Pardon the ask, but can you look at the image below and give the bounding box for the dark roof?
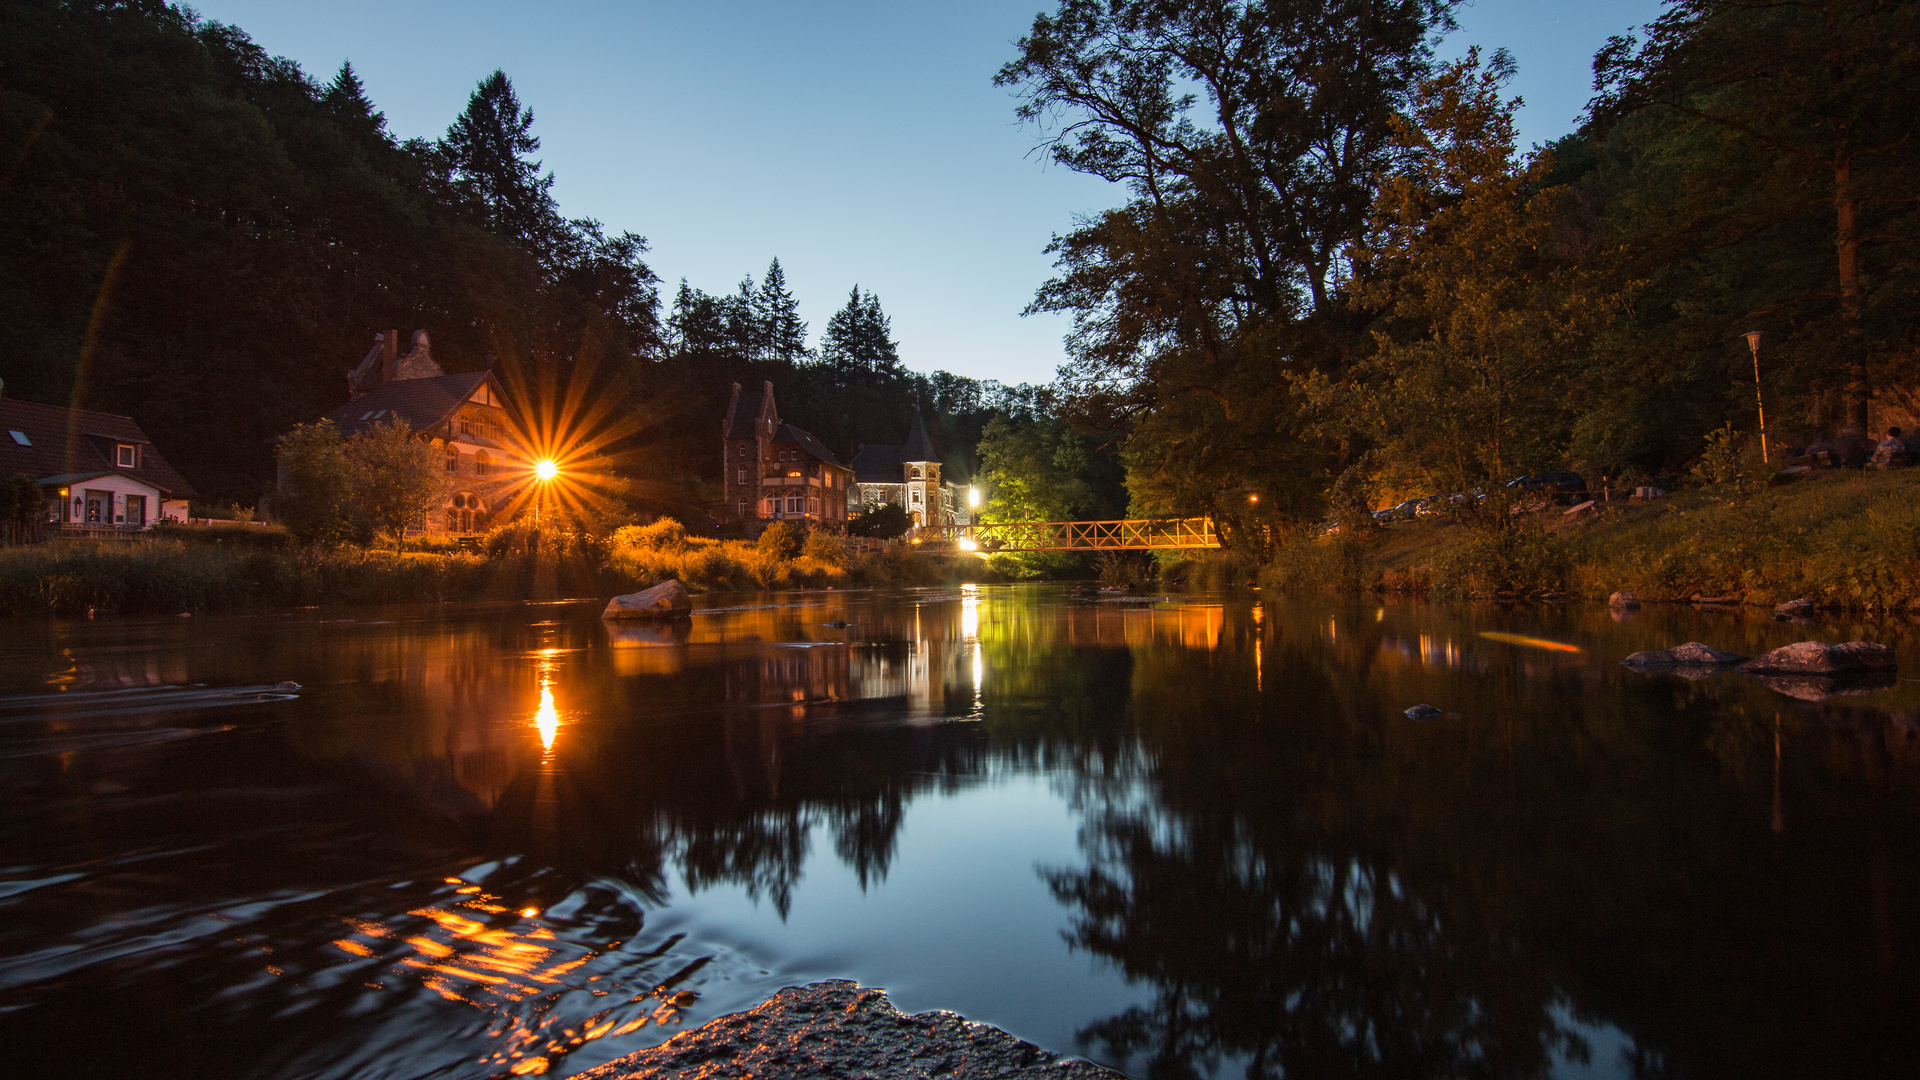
[323,372,489,439]
[774,423,847,469]
[0,397,199,498]
[725,390,767,440]
[849,443,903,484]
[902,408,938,462]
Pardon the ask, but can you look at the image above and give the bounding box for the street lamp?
[1745,331,1770,464]
[533,458,558,525]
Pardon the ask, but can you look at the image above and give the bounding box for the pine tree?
[726,275,763,360]
[441,70,561,257]
[819,286,901,376]
[322,61,387,144]
[758,258,810,363]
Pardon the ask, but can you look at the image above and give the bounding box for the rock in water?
[1772,598,1815,621]
[1404,704,1444,720]
[1608,591,1640,610]
[573,981,1118,1080]
[1669,642,1747,664]
[1739,640,1896,675]
[1622,649,1676,665]
[602,580,693,621]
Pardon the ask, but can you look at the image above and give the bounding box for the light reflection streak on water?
[1478,631,1583,654]
[534,649,560,753]
[325,877,696,1076]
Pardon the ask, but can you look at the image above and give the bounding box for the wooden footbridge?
[909,517,1220,554]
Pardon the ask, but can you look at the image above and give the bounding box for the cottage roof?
[0,397,199,498]
[774,423,847,469]
[902,407,938,463]
[323,371,491,440]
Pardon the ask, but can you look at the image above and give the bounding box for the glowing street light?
[533,458,558,525]
[967,485,980,509]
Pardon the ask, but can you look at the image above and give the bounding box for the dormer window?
[909,467,922,479]
[116,444,137,468]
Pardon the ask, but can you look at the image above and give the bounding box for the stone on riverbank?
[574,981,1118,1080]
[602,579,692,621]
[1739,640,1895,675]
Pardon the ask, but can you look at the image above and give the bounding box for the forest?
[4,0,1917,559]
[1000,0,1920,552]
[0,0,1115,526]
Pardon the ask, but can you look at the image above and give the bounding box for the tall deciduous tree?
[998,0,1458,538]
[273,420,354,544]
[1329,50,1618,509]
[345,420,447,552]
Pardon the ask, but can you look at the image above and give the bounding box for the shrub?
[150,519,293,549]
[756,520,801,560]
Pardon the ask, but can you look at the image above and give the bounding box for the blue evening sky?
[191,0,1665,385]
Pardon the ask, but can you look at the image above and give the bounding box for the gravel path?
[574,981,1120,1080]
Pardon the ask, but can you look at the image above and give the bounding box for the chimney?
[380,330,399,383]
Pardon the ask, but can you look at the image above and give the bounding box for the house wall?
[425,394,519,535]
[50,475,165,527]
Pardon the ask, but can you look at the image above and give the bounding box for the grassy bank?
[0,518,990,616]
[1250,469,1920,611]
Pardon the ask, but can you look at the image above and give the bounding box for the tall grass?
[1249,470,1920,611]
[0,540,493,615]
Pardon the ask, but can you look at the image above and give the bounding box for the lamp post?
[534,459,558,525]
[1745,331,1770,464]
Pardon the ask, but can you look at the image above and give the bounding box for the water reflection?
[2,592,1920,1079]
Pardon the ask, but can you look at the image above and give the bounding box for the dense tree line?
[999,0,1920,551]
[0,0,1052,524]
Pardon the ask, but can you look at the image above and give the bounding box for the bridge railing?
[913,517,1220,553]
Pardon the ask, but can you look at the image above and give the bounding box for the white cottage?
[0,397,198,526]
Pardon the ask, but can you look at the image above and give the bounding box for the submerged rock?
[1404,704,1444,720]
[1739,640,1896,675]
[1608,591,1640,610]
[602,579,693,621]
[575,981,1118,1080]
[1771,598,1816,621]
[1623,642,1747,668]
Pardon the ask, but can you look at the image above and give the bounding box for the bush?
[756,520,801,560]
[849,504,911,539]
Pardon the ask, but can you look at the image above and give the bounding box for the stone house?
[0,397,198,527]
[722,382,853,530]
[849,408,971,530]
[317,330,523,535]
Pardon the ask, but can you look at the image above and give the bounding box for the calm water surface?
[3,586,1919,1079]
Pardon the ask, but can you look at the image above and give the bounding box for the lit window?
[7,430,28,446]
[116,444,136,468]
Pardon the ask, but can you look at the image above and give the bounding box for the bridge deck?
[912,517,1219,553]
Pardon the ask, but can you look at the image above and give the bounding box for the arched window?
[446,446,459,473]
[475,451,491,477]
[909,467,921,479]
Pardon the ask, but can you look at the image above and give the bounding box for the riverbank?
[0,519,990,615]
[576,982,1116,1080]
[1248,468,1920,611]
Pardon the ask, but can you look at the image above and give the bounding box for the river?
[2,586,1917,1078]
